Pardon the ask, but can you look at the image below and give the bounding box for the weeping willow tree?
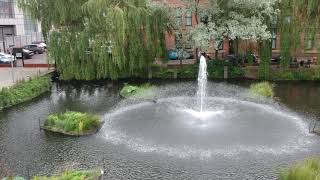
[278,0,320,70]
[18,0,172,80]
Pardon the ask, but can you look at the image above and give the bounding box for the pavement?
[24,52,49,64]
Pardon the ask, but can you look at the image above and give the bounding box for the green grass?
[279,159,320,180]
[44,111,101,135]
[0,76,51,110]
[32,169,102,180]
[120,83,156,99]
[249,82,275,98]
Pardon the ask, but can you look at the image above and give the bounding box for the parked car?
[24,44,45,54]
[32,41,47,49]
[0,52,15,64]
[12,48,34,59]
[168,49,193,60]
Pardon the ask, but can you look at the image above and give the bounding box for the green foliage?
[0,76,51,110]
[259,40,271,79]
[249,82,274,98]
[44,111,101,135]
[32,169,101,180]
[120,83,156,99]
[270,69,320,81]
[178,65,198,79]
[19,0,172,80]
[279,159,320,180]
[207,60,244,79]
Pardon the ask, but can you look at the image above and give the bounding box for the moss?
[0,76,51,110]
[249,82,274,98]
[120,83,156,99]
[279,159,320,180]
[32,169,102,180]
[43,111,102,136]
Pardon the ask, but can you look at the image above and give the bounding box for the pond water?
[0,80,320,179]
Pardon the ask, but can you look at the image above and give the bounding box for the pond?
[0,80,320,179]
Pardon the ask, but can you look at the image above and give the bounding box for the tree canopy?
[18,0,173,80]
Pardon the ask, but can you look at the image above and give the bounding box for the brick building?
[157,0,318,62]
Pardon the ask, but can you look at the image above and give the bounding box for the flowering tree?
[182,0,278,53]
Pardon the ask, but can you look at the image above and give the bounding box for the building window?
[217,40,223,50]
[24,14,39,35]
[185,36,193,49]
[186,11,192,26]
[175,33,183,49]
[0,0,14,18]
[305,33,315,50]
[175,9,182,29]
[271,28,277,49]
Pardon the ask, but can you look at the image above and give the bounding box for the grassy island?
[32,169,103,180]
[43,111,103,136]
[0,76,51,110]
[120,83,156,99]
[249,82,275,98]
[279,159,320,180]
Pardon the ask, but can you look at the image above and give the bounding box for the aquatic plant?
[279,159,320,180]
[32,169,102,180]
[120,83,156,99]
[249,82,274,98]
[44,111,101,135]
[0,76,51,110]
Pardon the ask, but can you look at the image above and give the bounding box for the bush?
[207,60,244,79]
[178,65,198,79]
[279,159,320,180]
[249,82,274,98]
[32,169,102,180]
[0,76,51,110]
[153,68,175,79]
[120,83,156,99]
[44,111,101,135]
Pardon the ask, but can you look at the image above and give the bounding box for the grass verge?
[0,76,51,110]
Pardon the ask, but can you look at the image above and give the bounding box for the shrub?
[178,64,198,79]
[153,68,175,79]
[207,60,244,79]
[279,159,320,180]
[44,111,101,135]
[32,169,102,180]
[0,76,51,110]
[120,83,156,99]
[249,82,275,98]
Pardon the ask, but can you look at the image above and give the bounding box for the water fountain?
[100,59,313,160]
[197,56,208,112]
